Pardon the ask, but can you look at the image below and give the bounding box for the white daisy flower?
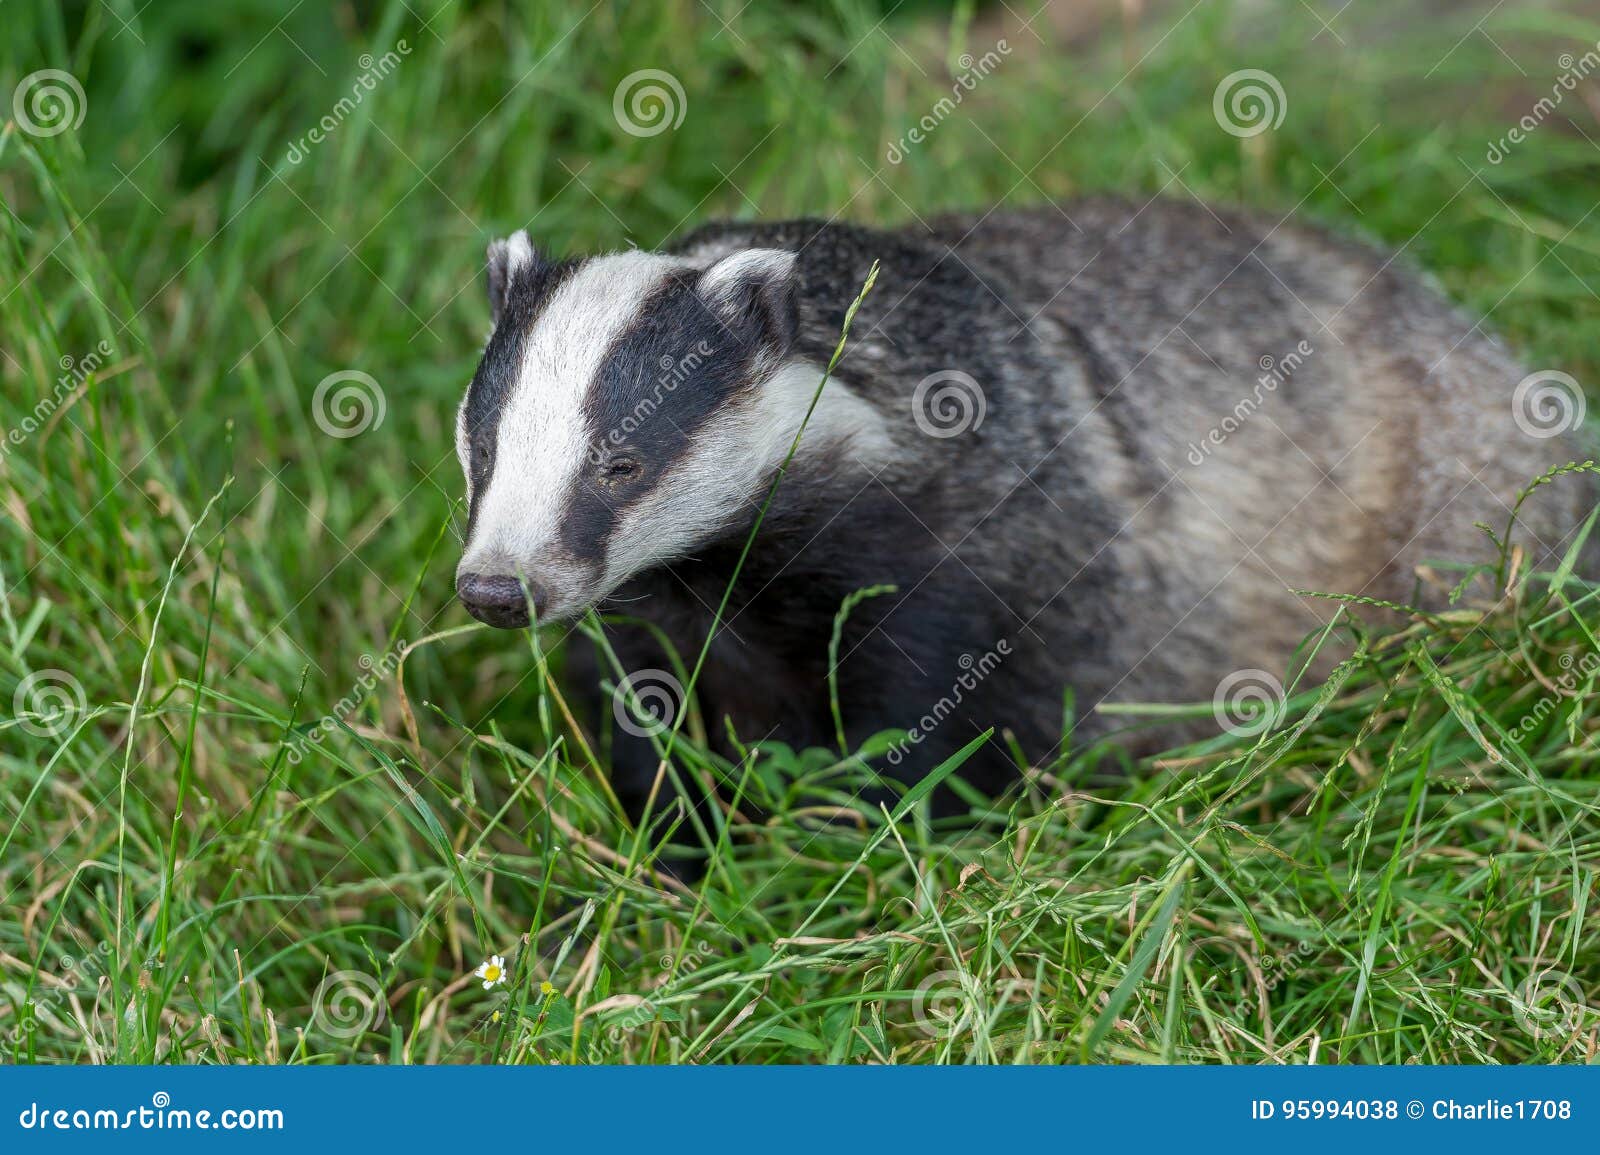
[474,954,508,990]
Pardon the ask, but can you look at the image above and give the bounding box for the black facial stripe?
[557,483,626,566]
[461,256,582,539]
[558,273,766,563]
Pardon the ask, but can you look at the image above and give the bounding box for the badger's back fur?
[455,198,1591,821]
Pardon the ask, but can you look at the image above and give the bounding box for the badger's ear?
[485,230,538,327]
[697,249,799,356]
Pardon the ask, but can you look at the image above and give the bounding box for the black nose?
[457,572,541,629]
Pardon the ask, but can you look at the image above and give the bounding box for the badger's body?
[455,199,1590,822]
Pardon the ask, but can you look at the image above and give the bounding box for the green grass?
[2,0,1599,1064]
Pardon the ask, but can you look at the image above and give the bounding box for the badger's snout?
[457,571,543,629]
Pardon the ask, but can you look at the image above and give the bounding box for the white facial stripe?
[455,401,471,505]
[601,358,901,588]
[462,250,690,578]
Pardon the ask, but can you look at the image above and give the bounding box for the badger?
[453,199,1590,829]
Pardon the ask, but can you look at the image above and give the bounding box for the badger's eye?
[602,457,641,481]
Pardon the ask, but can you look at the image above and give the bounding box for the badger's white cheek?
[598,395,813,585]
[603,491,723,589]
[597,368,901,590]
[602,444,767,587]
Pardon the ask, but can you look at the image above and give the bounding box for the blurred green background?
[4,0,1600,1064]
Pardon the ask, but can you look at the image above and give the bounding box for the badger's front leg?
[571,611,839,846]
[560,627,708,844]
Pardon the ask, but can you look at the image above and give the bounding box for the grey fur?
[459,197,1593,811]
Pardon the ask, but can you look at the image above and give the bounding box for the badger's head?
[453,230,886,628]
